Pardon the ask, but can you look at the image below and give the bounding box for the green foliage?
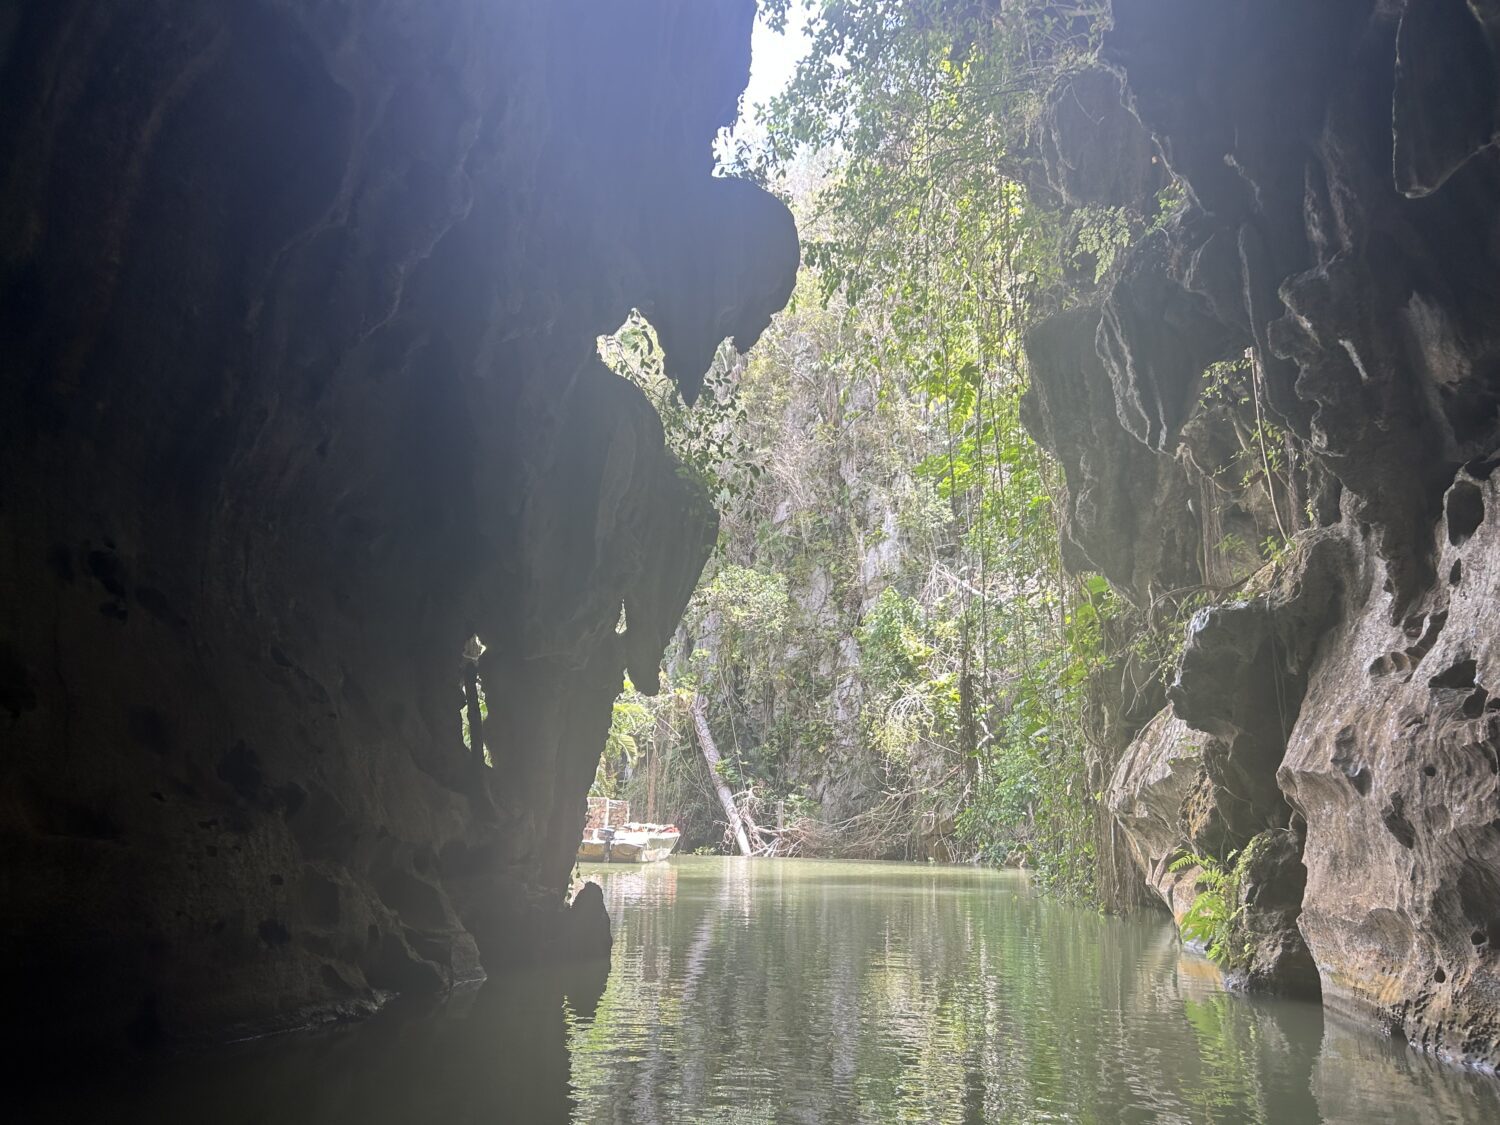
[696,564,790,640]
[460,674,490,765]
[592,678,654,798]
[599,311,761,506]
[1198,351,1294,520]
[719,0,1114,891]
[1150,178,1189,232]
[1170,852,1244,966]
[619,1,1253,896]
[1169,837,1273,969]
[1200,355,1253,406]
[1260,534,1292,565]
[1071,205,1137,283]
[857,588,929,693]
[1119,588,1211,688]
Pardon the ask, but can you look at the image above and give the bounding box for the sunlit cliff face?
[0,0,795,1050]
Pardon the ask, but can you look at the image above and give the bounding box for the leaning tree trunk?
[689,692,753,857]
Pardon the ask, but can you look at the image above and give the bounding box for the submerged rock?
[562,881,613,966]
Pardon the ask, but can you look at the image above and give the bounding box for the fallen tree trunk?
[689,692,753,857]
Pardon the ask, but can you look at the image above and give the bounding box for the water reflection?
[568,858,1499,1125]
[26,858,1500,1124]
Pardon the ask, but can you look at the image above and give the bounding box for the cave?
[0,0,795,1052]
[6,0,1500,1115]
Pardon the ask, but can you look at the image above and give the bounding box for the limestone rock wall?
[1104,709,1216,922]
[1281,468,1500,1062]
[1027,0,1500,1065]
[0,0,796,1048]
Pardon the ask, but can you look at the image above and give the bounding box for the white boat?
[578,822,681,864]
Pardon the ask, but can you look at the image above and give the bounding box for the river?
[29,857,1500,1123]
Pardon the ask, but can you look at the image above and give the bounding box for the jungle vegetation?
[592,1,1294,904]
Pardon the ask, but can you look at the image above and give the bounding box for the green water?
[567,858,1498,1124]
[30,857,1500,1123]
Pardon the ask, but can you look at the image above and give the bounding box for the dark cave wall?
[0,0,796,1045]
[1026,0,1500,1064]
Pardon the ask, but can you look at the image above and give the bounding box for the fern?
[1169,851,1246,967]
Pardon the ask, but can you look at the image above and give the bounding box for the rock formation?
[1026,0,1500,1066]
[0,0,796,1049]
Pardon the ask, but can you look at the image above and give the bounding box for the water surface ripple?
[567,858,1499,1125]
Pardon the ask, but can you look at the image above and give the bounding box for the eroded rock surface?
[1282,466,1500,1065]
[0,0,795,1048]
[1027,0,1500,1062]
[1106,710,1217,922]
